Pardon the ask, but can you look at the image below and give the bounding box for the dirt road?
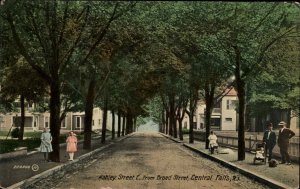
[54,132,270,189]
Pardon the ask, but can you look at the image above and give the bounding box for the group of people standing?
[263,121,295,165]
[39,128,78,162]
[208,121,295,165]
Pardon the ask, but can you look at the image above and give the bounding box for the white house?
[182,87,238,131]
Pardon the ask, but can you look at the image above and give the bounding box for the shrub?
[182,128,189,134]
[0,140,20,154]
[0,139,41,154]
[24,138,41,151]
[11,128,20,138]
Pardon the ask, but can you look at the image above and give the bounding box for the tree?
[208,2,299,160]
[0,58,47,140]
[1,1,136,161]
[248,31,300,128]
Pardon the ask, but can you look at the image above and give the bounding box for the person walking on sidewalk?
[208,131,218,154]
[39,127,53,162]
[66,131,78,161]
[263,122,276,161]
[277,121,295,165]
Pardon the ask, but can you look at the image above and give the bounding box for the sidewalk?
[162,134,299,189]
[0,134,124,188]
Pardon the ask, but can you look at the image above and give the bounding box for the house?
[182,87,238,131]
[0,100,107,133]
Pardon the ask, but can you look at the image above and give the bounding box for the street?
[53,132,270,189]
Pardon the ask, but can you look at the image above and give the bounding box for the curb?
[6,134,133,189]
[159,133,183,143]
[160,133,292,189]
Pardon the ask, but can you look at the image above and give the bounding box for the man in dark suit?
[277,121,295,165]
[263,123,276,161]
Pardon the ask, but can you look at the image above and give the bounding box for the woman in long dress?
[66,131,78,161]
[39,127,53,161]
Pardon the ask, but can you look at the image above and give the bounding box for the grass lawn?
[0,130,42,138]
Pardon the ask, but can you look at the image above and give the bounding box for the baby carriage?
[253,142,266,164]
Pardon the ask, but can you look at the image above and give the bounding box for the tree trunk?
[169,95,175,137]
[161,110,165,133]
[112,110,115,140]
[169,95,176,137]
[117,111,121,137]
[18,95,25,141]
[234,46,246,161]
[177,108,184,141]
[165,111,169,135]
[204,108,212,149]
[83,79,96,149]
[133,117,137,132]
[189,109,194,144]
[178,120,183,141]
[122,115,125,136]
[172,97,178,138]
[101,96,108,144]
[237,82,246,160]
[205,82,215,149]
[173,116,177,138]
[189,90,197,144]
[49,81,61,162]
[126,112,133,134]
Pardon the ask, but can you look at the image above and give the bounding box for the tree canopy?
[0,1,299,161]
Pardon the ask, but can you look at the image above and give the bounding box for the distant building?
[182,87,238,131]
[0,101,122,133]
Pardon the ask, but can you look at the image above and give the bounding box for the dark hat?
[278,121,286,126]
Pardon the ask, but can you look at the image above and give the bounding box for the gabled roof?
[214,86,237,104]
[223,86,237,96]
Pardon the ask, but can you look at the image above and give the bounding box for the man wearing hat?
[263,122,276,162]
[277,121,295,165]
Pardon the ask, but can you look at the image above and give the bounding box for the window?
[226,100,237,110]
[76,117,81,128]
[210,117,221,129]
[225,118,232,122]
[193,122,197,129]
[61,118,66,128]
[34,117,38,127]
[44,117,49,128]
[98,119,101,125]
[27,102,33,109]
[0,116,4,127]
[184,122,187,129]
